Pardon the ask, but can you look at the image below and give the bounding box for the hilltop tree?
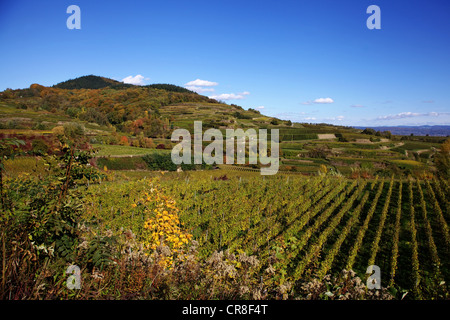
[362,128,376,135]
[270,119,280,125]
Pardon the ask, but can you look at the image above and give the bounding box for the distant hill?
[53,75,134,90]
[0,75,248,138]
[53,75,197,94]
[354,125,450,137]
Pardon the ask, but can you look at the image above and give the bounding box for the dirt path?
[317,134,336,140]
[380,142,404,150]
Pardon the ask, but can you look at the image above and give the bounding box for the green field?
[77,172,449,299]
[391,141,441,153]
[92,143,171,157]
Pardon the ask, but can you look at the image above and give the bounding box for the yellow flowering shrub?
[136,182,193,269]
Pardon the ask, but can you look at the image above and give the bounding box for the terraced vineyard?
[162,174,449,298]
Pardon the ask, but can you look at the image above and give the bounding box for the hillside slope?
[0,75,297,138]
[1,75,447,177]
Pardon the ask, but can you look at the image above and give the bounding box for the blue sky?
[1,0,449,126]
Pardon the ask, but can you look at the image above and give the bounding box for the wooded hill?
[0,75,296,138]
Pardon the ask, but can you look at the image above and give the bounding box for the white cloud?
[209,93,243,100]
[209,91,250,101]
[256,106,265,109]
[184,79,220,93]
[122,74,149,85]
[185,85,215,93]
[377,112,421,120]
[185,79,218,87]
[314,97,334,104]
[324,115,345,121]
[376,111,448,121]
[302,97,334,105]
[304,117,317,120]
[185,79,250,101]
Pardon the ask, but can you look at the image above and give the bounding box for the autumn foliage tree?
[119,136,129,146]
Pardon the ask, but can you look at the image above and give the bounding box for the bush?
[66,107,81,118]
[119,136,129,146]
[233,112,252,120]
[142,153,177,171]
[336,133,348,142]
[33,122,48,130]
[0,144,104,299]
[270,119,280,125]
[63,122,85,138]
[362,128,376,135]
[140,153,212,171]
[31,139,48,155]
[141,137,155,149]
